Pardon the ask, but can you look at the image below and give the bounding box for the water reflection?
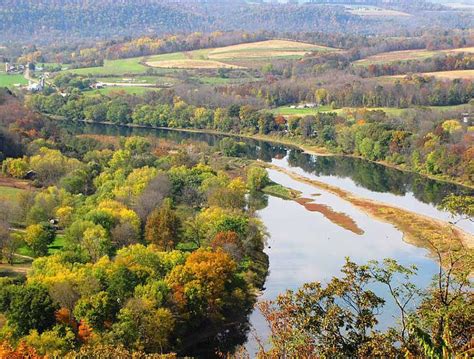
[63,121,473,210]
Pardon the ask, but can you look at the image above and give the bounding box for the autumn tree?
[145,199,181,251]
[25,223,55,257]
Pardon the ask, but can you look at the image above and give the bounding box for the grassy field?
[346,5,411,17]
[0,73,27,88]
[355,47,474,66]
[272,104,472,118]
[143,40,337,69]
[85,86,160,96]
[388,70,474,81]
[0,185,25,202]
[97,75,177,85]
[69,58,150,76]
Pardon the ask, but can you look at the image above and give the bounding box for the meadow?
[0,74,28,88]
[69,39,337,76]
[355,47,474,66]
[345,5,411,17]
[272,104,472,118]
[0,185,24,202]
[388,69,474,81]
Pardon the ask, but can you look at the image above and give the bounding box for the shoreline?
[264,163,473,270]
[56,117,474,190]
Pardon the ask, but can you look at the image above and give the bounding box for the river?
[62,122,473,356]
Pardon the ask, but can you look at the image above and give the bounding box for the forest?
[0,0,472,43]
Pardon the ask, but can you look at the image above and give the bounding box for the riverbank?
[57,117,474,190]
[264,163,474,271]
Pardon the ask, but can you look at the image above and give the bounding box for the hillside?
[0,0,471,43]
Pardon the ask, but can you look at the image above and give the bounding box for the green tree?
[246,166,270,192]
[25,223,55,257]
[3,283,57,337]
[111,298,174,352]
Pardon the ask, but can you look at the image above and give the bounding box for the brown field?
[355,47,474,65]
[144,39,337,69]
[146,59,245,69]
[209,50,310,60]
[389,70,474,81]
[0,176,33,190]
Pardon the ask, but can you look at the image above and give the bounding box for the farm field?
[388,69,474,81]
[0,73,28,88]
[272,104,472,118]
[355,47,474,66]
[69,40,336,75]
[0,185,25,202]
[69,57,151,76]
[145,40,336,69]
[345,5,411,17]
[85,86,159,96]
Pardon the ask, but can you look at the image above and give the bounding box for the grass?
[271,104,472,118]
[0,73,27,88]
[0,186,25,201]
[355,47,474,66]
[48,234,65,254]
[346,5,411,17]
[84,86,159,96]
[144,40,333,69]
[271,105,334,116]
[97,75,177,85]
[388,70,474,81]
[146,59,244,69]
[69,58,150,76]
[263,183,301,200]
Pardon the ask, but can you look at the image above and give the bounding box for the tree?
[25,224,55,257]
[144,199,181,251]
[166,249,242,321]
[111,298,174,353]
[81,224,110,262]
[246,166,269,192]
[3,283,57,337]
[439,194,473,224]
[73,291,114,331]
[257,259,392,358]
[0,221,11,263]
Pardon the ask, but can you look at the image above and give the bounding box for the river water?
[63,122,473,356]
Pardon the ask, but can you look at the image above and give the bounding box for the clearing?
[388,70,474,81]
[355,47,474,66]
[71,40,337,74]
[146,59,245,69]
[271,104,472,118]
[0,73,28,88]
[346,5,411,17]
[145,39,335,69]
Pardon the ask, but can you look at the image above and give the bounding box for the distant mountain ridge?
[0,0,470,43]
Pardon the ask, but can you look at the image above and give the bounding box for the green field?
[0,74,27,88]
[272,104,472,117]
[97,75,177,85]
[69,58,150,76]
[48,234,65,254]
[68,39,337,76]
[0,185,25,201]
[85,86,160,96]
[354,47,474,66]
